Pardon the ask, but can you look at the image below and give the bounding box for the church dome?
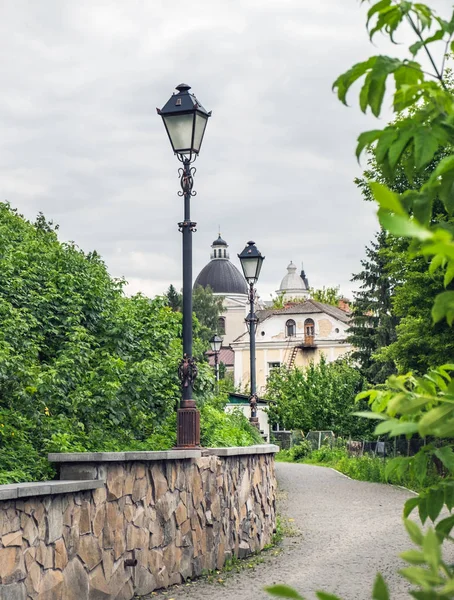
[194,234,248,295]
[277,261,309,299]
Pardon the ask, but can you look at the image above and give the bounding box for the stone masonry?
[0,446,278,599]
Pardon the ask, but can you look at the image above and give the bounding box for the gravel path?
[150,462,417,600]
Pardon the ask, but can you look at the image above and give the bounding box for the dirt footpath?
[147,462,416,600]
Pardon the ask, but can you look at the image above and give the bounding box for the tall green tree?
[265,357,369,438]
[348,230,399,383]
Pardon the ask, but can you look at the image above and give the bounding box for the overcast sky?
[0,1,448,301]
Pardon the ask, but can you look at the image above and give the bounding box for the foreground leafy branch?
[268,0,454,598]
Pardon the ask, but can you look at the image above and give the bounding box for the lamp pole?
[157,83,211,448]
[209,334,223,392]
[238,241,264,428]
[247,284,258,424]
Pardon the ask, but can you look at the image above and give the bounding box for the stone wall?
[0,445,278,599]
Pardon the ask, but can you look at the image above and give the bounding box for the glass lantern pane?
[241,257,259,282]
[163,113,194,153]
[193,113,208,153]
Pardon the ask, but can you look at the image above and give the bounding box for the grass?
[276,445,440,493]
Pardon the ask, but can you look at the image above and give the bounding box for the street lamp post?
[157,83,211,448]
[238,241,265,427]
[209,333,223,388]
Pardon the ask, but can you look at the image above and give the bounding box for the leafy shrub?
[291,440,312,461]
[0,205,260,483]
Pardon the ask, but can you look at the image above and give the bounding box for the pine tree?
[348,230,399,384]
[165,284,182,312]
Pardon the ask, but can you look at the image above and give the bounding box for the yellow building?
[231,288,352,394]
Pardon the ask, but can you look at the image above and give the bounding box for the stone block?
[80,500,91,535]
[77,535,102,571]
[2,530,22,547]
[151,465,168,499]
[46,497,63,545]
[37,569,63,600]
[106,466,125,501]
[156,491,178,522]
[134,566,156,596]
[0,582,26,600]
[92,504,105,538]
[92,487,106,506]
[62,558,89,600]
[55,538,68,570]
[132,477,147,503]
[59,465,98,481]
[89,564,111,600]
[0,547,26,584]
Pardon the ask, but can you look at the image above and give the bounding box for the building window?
[285,319,296,337]
[304,318,315,344]
[218,317,226,335]
[268,362,281,373]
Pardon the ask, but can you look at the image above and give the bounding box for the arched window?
[218,317,226,335]
[286,319,296,337]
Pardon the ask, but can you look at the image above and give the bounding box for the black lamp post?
[157,83,211,448]
[238,241,265,427]
[209,333,223,387]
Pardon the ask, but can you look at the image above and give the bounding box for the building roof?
[279,261,307,293]
[207,347,234,367]
[257,299,351,324]
[195,233,248,295]
[212,234,227,247]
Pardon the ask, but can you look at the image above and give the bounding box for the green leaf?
[352,411,388,420]
[356,130,383,161]
[366,0,392,27]
[378,210,433,241]
[434,447,454,472]
[435,514,454,539]
[403,496,420,518]
[444,263,454,287]
[419,496,429,524]
[400,549,426,564]
[265,585,305,599]
[419,402,454,436]
[412,451,428,484]
[372,573,389,600]
[427,487,445,522]
[432,291,454,326]
[370,182,406,215]
[404,518,424,546]
[388,129,414,170]
[439,172,454,215]
[422,528,441,569]
[333,57,377,106]
[316,594,342,600]
[445,482,454,511]
[414,129,439,171]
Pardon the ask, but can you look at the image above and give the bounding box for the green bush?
[0,205,261,483]
[291,440,313,461]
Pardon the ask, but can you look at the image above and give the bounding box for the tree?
[165,284,181,312]
[0,204,258,482]
[164,284,224,342]
[348,230,399,383]
[192,285,225,342]
[310,286,342,306]
[265,357,369,438]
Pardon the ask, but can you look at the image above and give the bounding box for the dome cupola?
[277,261,310,299]
[194,234,248,295]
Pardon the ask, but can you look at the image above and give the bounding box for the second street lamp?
[238,241,265,427]
[209,333,223,388]
[157,83,211,448]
